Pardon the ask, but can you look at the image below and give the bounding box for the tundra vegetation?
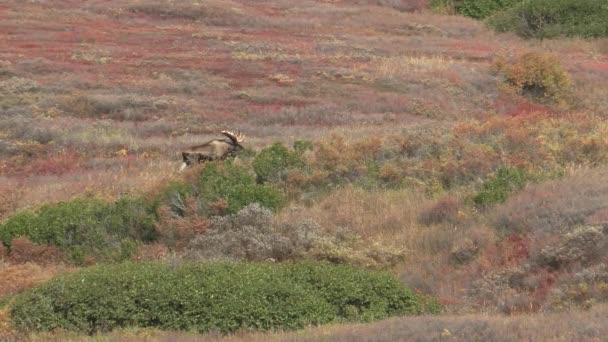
[2,0,608,340]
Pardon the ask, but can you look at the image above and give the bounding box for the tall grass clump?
[10,261,434,334]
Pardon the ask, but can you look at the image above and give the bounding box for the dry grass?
[276,186,491,300]
[0,262,72,300]
[278,187,428,241]
[15,304,608,341]
[375,55,457,76]
[493,166,608,235]
[7,158,179,215]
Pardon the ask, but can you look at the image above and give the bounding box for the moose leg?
[180,152,192,171]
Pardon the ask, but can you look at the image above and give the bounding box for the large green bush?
[488,0,608,39]
[0,198,156,263]
[10,261,433,334]
[198,162,285,214]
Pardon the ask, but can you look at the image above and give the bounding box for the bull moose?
[180,130,245,171]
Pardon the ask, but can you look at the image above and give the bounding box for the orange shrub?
[0,308,15,339]
[8,237,64,265]
[0,181,22,221]
[494,52,571,102]
[155,196,210,250]
[0,263,70,299]
[132,243,170,262]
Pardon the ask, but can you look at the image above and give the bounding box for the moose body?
[180,130,245,171]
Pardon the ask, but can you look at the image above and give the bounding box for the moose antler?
[221,130,245,144]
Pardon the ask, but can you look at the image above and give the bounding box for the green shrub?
[0,198,156,264]
[431,0,519,19]
[473,167,527,208]
[198,162,285,214]
[253,143,303,183]
[488,0,608,39]
[293,140,314,154]
[10,261,432,334]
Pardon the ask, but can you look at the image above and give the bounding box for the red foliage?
[8,237,64,265]
[585,207,608,225]
[529,268,558,306]
[0,181,23,221]
[480,234,530,270]
[494,94,555,118]
[448,42,494,54]
[395,0,430,12]
[585,61,608,71]
[83,256,97,266]
[155,197,210,250]
[2,149,84,177]
[132,243,169,262]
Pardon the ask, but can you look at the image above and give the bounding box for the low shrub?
[536,226,606,270]
[0,77,39,109]
[10,261,431,334]
[7,238,63,265]
[187,204,406,268]
[493,52,570,102]
[546,263,608,311]
[473,167,528,208]
[131,243,170,262]
[431,0,518,19]
[449,237,480,266]
[293,140,314,154]
[187,203,309,261]
[154,181,196,217]
[307,231,408,269]
[488,0,608,39]
[155,200,210,250]
[59,93,158,121]
[198,162,285,214]
[492,167,608,235]
[127,0,251,26]
[418,195,462,226]
[0,198,156,264]
[350,0,430,13]
[253,143,303,183]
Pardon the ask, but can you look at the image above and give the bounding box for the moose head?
[180,130,245,171]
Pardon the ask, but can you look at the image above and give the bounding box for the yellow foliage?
[494,52,571,102]
[0,308,15,339]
